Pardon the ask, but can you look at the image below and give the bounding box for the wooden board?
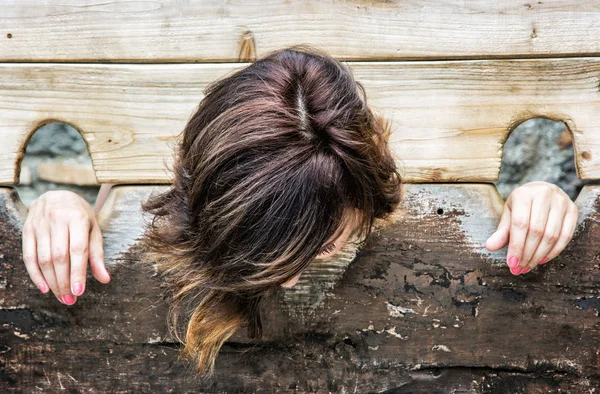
[2,0,600,62]
[2,184,600,391]
[1,59,600,185]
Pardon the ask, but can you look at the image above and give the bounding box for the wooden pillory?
[2,1,600,392]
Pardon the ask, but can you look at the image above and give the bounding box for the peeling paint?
[384,326,408,340]
[13,330,29,339]
[147,335,163,344]
[386,301,417,317]
[432,344,452,352]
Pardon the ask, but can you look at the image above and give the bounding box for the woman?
[21,45,578,376]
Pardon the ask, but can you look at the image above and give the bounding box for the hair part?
[141,44,402,377]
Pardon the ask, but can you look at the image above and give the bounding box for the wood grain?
[1,59,600,184]
[36,161,98,186]
[2,184,600,391]
[2,0,600,62]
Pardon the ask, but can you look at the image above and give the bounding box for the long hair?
[141,45,402,377]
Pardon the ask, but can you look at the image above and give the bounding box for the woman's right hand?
[21,190,110,305]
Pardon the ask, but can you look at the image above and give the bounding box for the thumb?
[89,223,111,284]
[485,203,511,251]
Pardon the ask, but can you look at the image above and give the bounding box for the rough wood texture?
[2,58,600,185]
[36,161,98,186]
[2,0,600,62]
[2,184,600,392]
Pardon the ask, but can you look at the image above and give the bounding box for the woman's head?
[142,44,401,377]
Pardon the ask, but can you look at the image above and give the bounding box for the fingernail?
[539,257,549,265]
[508,256,519,268]
[37,283,48,293]
[521,267,531,274]
[62,295,76,305]
[72,282,84,296]
[510,266,522,275]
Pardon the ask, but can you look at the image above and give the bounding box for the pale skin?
[21,180,578,305]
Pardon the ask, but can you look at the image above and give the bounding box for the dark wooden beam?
[1,184,599,392]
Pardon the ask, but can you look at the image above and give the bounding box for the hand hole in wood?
[14,122,99,207]
[495,117,599,201]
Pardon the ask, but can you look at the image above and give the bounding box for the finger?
[543,204,578,263]
[22,221,49,293]
[89,223,110,284]
[35,221,61,302]
[49,218,76,305]
[518,195,551,269]
[506,196,532,275]
[69,218,90,296]
[485,204,511,251]
[524,203,566,272]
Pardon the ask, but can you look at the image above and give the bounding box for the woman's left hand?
[485,181,578,275]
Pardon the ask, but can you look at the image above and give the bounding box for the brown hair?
[141,45,401,377]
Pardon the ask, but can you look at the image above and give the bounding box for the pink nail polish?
[37,283,48,293]
[508,256,519,268]
[539,257,549,265]
[62,295,75,305]
[521,267,531,274]
[510,266,522,275]
[72,283,84,295]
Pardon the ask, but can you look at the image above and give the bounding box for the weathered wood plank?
[0,185,362,344]
[2,59,600,185]
[2,0,600,62]
[3,341,597,393]
[36,161,98,186]
[0,187,171,345]
[2,184,600,391]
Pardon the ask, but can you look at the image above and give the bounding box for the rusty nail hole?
[581,151,592,160]
[6,33,12,39]
[107,138,113,143]
[437,208,444,215]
